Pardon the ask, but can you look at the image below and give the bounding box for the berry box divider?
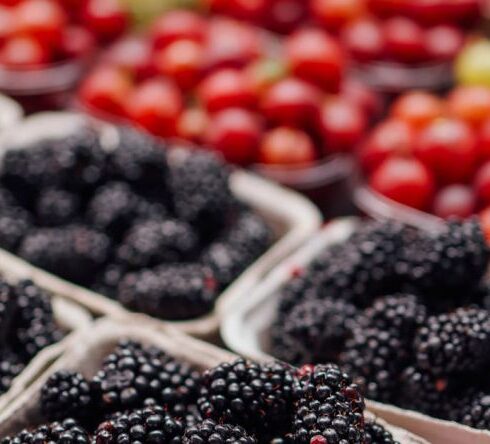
[0,317,428,444]
[0,111,322,339]
[220,217,490,444]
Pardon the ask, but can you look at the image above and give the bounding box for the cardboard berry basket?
[220,217,490,444]
[0,112,322,339]
[0,317,427,444]
[0,94,23,135]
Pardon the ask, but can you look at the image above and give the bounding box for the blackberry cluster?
[271,218,490,431]
[0,126,272,321]
[365,421,400,444]
[183,419,256,443]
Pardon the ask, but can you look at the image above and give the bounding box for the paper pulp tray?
[0,112,322,339]
[221,217,490,444]
[0,318,427,444]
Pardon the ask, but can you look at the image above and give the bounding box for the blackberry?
[183,419,256,444]
[117,264,217,320]
[449,390,490,430]
[0,352,24,394]
[292,364,365,444]
[365,421,399,444]
[0,187,16,209]
[0,206,32,252]
[198,359,295,435]
[1,418,89,444]
[41,370,93,421]
[18,225,111,286]
[91,340,200,412]
[117,218,199,269]
[92,263,127,299]
[36,188,80,226]
[414,307,490,376]
[0,280,16,348]
[339,328,409,403]
[200,242,243,290]
[94,404,183,444]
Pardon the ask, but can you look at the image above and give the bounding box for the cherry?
[0,0,21,5]
[480,207,490,243]
[81,0,129,43]
[57,26,95,60]
[151,10,207,50]
[404,0,447,25]
[266,0,308,34]
[448,86,490,129]
[479,118,490,161]
[367,0,409,17]
[318,98,367,153]
[311,0,365,32]
[261,77,322,128]
[258,127,316,165]
[341,18,385,62]
[286,28,345,92]
[205,108,262,165]
[425,25,464,61]
[369,157,435,210]
[206,0,268,23]
[154,40,204,92]
[433,184,476,219]
[414,118,478,184]
[474,162,490,207]
[177,107,208,143]
[0,6,15,47]
[0,36,50,67]
[104,37,154,81]
[391,91,443,128]
[383,17,427,64]
[125,78,183,138]
[340,79,382,119]
[79,65,132,116]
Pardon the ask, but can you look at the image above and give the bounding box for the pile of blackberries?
[0,126,272,320]
[0,278,63,395]
[271,218,490,431]
[3,340,399,444]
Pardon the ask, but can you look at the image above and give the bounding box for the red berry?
[205,108,262,165]
[125,79,183,138]
[367,0,409,17]
[198,68,257,113]
[340,79,382,119]
[448,86,490,129]
[433,184,476,219]
[266,0,308,34]
[82,0,129,43]
[370,157,435,210]
[0,36,50,66]
[341,18,385,62]
[383,17,427,64]
[414,118,478,184]
[104,37,154,81]
[474,162,490,207]
[311,0,365,32]
[318,98,367,154]
[206,0,268,23]
[261,77,322,128]
[57,26,95,60]
[258,127,316,165]
[425,25,464,61]
[479,207,490,244]
[391,91,443,128]
[286,28,345,92]
[0,6,15,47]
[479,118,490,161]
[177,107,208,143]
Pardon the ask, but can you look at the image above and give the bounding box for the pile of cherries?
[0,0,129,68]
[360,86,490,220]
[78,9,380,167]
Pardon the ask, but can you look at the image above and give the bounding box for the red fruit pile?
[79,11,378,166]
[360,86,490,219]
[0,0,129,68]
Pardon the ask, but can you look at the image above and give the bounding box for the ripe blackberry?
[198,359,295,435]
[414,307,490,376]
[449,390,490,430]
[0,280,16,348]
[1,418,89,444]
[339,328,409,403]
[0,206,32,252]
[0,352,24,394]
[92,263,127,299]
[116,218,199,269]
[200,241,243,290]
[293,363,365,444]
[365,420,399,444]
[41,370,93,421]
[91,340,200,412]
[117,264,217,320]
[183,419,256,444]
[94,404,184,444]
[36,188,80,227]
[18,225,111,286]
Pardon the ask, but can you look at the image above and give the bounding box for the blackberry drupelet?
[414,307,490,376]
[91,340,200,412]
[0,206,31,252]
[92,263,127,299]
[41,370,93,421]
[198,359,295,435]
[339,328,409,403]
[449,390,490,430]
[116,218,199,269]
[200,241,243,290]
[93,404,184,444]
[117,264,217,320]
[365,420,399,444]
[292,363,366,444]
[18,225,111,286]
[0,353,24,394]
[183,419,257,444]
[0,280,16,348]
[36,188,80,227]
[1,418,89,444]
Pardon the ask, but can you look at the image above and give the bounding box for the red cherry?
[404,0,447,25]
[258,127,316,165]
[318,98,367,154]
[383,17,427,64]
[57,26,95,60]
[311,0,365,32]
[104,37,154,81]
[198,68,257,113]
[0,6,15,47]
[0,36,50,66]
[151,10,207,50]
[206,0,268,23]
[205,108,262,165]
[474,162,490,207]
[125,79,183,138]
[414,118,478,184]
[340,79,382,120]
[266,0,308,34]
[369,157,435,210]
[0,0,21,5]
[341,18,385,62]
[425,25,464,61]
[286,28,345,92]
[447,86,490,129]
[79,65,133,116]
[154,40,204,92]
[479,207,490,244]
[261,77,322,128]
[433,185,476,219]
[367,0,409,17]
[391,91,443,128]
[82,0,129,43]
[479,118,490,161]
[358,118,415,174]
[177,107,208,143]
